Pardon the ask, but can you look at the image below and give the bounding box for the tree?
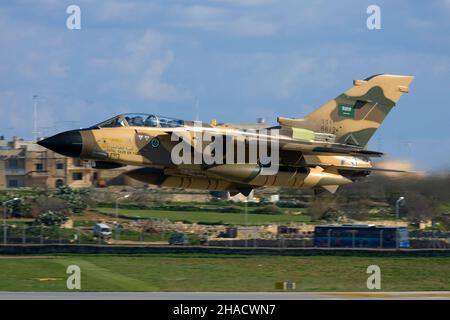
[5,197,31,218]
[32,195,69,217]
[339,198,372,220]
[401,191,440,221]
[309,195,344,222]
[0,193,31,218]
[54,186,90,214]
[35,210,69,226]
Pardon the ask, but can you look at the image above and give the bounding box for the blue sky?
[0,0,449,171]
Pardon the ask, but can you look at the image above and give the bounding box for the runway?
[0,291,449,300]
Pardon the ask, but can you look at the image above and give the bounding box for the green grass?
[0,254,449,292]
[95,207,311,225]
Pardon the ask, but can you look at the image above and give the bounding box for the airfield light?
[115,194,130,240]
[244,199,248,248]
[396,197,405,220]
[33,95,38,142]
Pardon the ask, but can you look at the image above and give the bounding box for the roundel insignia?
[150,137,160,148]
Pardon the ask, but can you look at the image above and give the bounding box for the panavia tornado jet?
[38,74,414,195]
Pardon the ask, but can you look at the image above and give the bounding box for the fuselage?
[38,73,414,194]
[38,113,373,194]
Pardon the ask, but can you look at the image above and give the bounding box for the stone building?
[0,136,127,189]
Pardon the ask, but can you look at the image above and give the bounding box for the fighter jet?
[38,74,414,195]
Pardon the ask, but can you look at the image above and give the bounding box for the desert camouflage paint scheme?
[279,74,414,147]
[38,74,414,195]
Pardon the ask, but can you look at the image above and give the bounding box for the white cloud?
[183,5,224,19]
[136,50,190,101]
[211,0,275,7]
[279,59,318,98]
[91,30,191,101]
[94,1,160,21]
[169,4,276,37]
[217,50,339,101]
[231,16,276,36]
[49,61,67,78]
[127,30,166,59]
[17,63,35,79]
[442,0,450,10]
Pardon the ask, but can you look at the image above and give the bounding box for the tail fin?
[287,74,414,147]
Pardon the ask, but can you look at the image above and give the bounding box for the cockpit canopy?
[93,114,185,129]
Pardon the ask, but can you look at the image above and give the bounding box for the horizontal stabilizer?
[306,163,408,173]
[361,167,407,173]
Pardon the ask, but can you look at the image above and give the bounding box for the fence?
[0,224,173,246]
[1,225,83,245]
[0,224,449,249]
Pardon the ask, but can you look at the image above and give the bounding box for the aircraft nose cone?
[37,130,82,157]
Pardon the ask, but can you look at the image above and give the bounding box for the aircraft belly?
[162,176,233,191]
[207,164,351,189]
[125,167,241,192]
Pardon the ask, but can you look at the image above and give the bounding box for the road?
[0,291,449,300]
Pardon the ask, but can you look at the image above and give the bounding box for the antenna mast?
[33,95,38,142]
